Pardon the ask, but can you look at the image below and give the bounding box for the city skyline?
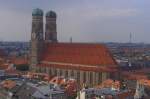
[0,0,150,43]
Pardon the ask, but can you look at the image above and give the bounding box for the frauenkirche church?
[30,8,118,87]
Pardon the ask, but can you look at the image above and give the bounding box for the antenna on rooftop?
[128,33,132,67]
[130,33,132,44]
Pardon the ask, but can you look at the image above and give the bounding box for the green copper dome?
[46,11,56,18]
[32,8,43,16]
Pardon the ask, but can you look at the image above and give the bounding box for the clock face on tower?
[32,32,43,40]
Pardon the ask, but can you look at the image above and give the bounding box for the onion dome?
[32,8,43,16]
[46,11,57,18]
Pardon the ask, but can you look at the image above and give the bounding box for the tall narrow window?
[71,70,74,77]
[98,72,102,83]
[65,70,68,78]
[83,71,86,83]
[90,72,93,84]
[77,71,80,83]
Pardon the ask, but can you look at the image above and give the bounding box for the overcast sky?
[0,0,150,43]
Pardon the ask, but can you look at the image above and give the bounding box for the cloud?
[96,9,138,17]
[63,7,138,20]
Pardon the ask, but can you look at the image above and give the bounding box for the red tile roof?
[65,79,77,96]
[5,69,22,75]
[0,64,9,70]
[41,43,117,66]
[11,58,28,65]
[96,79,120,89]
[139,79,150,87]
[117,89,135,99]
[122,71,148,80]
[50,76,65,85]
[49,77,77,96]
[1,80,16,89]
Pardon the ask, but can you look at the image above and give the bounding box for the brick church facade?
[30,8,118,87]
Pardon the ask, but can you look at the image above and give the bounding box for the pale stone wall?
[68,69,71,78]
[85,72,90,86]
[46,67,49,74]
[51,67,55,76]
[62,69,66,77]
[102,72,108,82]
[36,66,110,87]
[92,72,96,86]
[95,72,99,85]
[73,70,77,80]
[80,71,84,84]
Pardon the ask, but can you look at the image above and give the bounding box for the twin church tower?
[30,8,57,70]
[30,9,117,85]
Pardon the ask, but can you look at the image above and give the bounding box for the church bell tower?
[30,8,44,71]
[45,11,57,42]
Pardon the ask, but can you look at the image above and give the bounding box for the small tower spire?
[70,37,72,43]
[128,33,132,67]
